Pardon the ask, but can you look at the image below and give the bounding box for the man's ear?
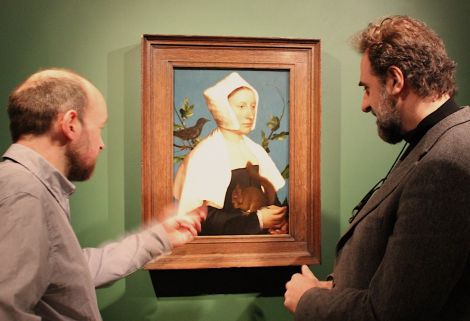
[60,110,81,140]
[386,66,405,95]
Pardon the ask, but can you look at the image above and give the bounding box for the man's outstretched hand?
[161,205,207,248]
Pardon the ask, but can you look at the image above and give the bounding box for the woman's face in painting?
[228,87,256,135]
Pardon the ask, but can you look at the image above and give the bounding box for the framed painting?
[141,35,321,269]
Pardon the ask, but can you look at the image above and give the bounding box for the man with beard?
[284,15,469,321]
[0,69,206,320]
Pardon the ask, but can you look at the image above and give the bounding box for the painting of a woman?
[173,72,288,235]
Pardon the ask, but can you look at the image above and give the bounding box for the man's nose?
[361,95,371,113]
[99,138,105,151]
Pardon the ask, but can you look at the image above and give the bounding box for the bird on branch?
[174,117,210,141]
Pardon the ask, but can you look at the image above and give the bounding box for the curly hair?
[353,15,457,98]
[7,69,88,142]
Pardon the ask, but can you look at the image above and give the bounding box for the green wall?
[1,1,468,320]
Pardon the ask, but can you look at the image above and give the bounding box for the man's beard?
[65,137,95,182]
[375,89,403,144]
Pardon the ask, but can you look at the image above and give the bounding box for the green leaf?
[267,116,280,131]
[173,155,186,164]
[281,164,289,179]
[174,124,184,131]
[191,137,202,146]
[261,136,269,152]
[271,131,289,141]
[180,109,193,121]
[179,97,194,121]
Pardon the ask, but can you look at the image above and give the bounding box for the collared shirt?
[0,144,172,321]
[401,98,461,159]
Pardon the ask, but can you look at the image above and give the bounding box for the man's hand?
[161,205,207,248]
[284,265,333,313]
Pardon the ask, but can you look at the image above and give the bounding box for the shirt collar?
[400,98,461,160]
[2,144,75,213]
[403,98,461,145]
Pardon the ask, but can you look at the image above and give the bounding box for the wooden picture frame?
[142,35,321,269]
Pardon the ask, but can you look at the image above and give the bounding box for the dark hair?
[7,69,88,142]
[353,15,457,97]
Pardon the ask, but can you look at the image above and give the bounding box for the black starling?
[173,117,210,141]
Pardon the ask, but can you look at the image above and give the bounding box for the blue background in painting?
[173,69,289,202]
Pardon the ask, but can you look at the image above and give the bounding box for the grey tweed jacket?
[296,107,470,321]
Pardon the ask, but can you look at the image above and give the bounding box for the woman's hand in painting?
[268,218,289,235]
[161,205,208,248]
[257,205,287,230]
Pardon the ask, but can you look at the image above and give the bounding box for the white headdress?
[203,72,259,131]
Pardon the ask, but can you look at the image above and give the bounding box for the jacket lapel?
[336,107,470,253]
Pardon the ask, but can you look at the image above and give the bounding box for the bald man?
[0,69,206,320]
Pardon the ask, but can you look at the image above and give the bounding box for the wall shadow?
[150,266,300,297]
[312,52,342,279]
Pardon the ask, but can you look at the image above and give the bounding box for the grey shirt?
[0,144,172,321]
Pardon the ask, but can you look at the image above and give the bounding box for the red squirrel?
[231,162,276,214]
